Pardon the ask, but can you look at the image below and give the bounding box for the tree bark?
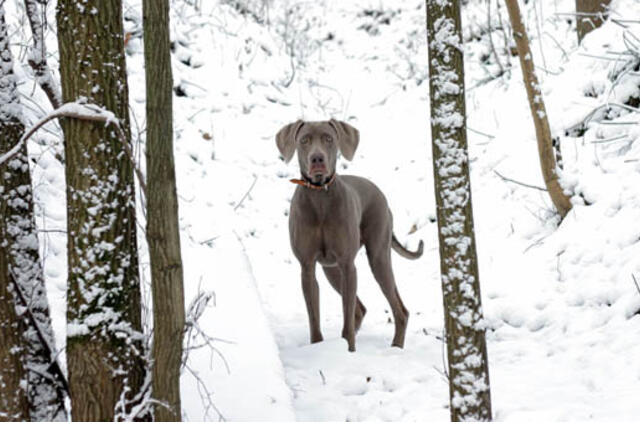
[425,1,492,421]
[0,276,30,420]
[143,0,186,420]
[0,6,66,420]
[575,0,611,44]
[56,1,147,420]
[504,0,573,218]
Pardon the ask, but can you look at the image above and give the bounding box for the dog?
[276,119,423,352]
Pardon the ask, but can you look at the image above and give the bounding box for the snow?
[4,0,640,420]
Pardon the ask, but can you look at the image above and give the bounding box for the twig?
[544,32,569,62]
[632,274,640,296]
[318,369,326,385]
[468,126,495,139]
[467,71,507,91]
[439,328,448,382]
[185,364,226,422]
[199,236,219,245]
[598,121,639,126]
[523,234,549,253]
[578,53,621,61]
[532,0,547,73]
[591,134,629,144]
[564,102,640,136]
[233,175,258,211]
[486,0,505,77]
[493,169,547,191]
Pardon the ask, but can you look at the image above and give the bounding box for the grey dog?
[276,119,423,352]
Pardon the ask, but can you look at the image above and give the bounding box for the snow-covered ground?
[12,0,640,420]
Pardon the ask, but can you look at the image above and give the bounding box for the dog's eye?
[300,136,310,144]
[323,135,333,143]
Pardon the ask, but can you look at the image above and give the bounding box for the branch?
[633,274,640,296]
[486,0,505,77]
[0,101,147,195]
[493,169,547,192]
[233,175,258,211]
[564,102,640,137]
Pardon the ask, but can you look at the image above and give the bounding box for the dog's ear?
[276,120,304,163]
[329,119,359,161]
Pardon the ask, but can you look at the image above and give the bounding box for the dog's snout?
[311,153,325,165]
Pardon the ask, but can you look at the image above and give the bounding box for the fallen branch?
[233,175,258,211]
[468,126,495,139]
[564,102,640,137]
[633,274,640,296]
[0,100,147,195]
[493,169,547,192]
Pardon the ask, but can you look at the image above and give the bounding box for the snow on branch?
[0,100,147,194]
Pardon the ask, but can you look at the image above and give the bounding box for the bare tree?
[504,0,573,218]
[576,0,611,44]
[0,5,66,420]
[425,0,492,421]
[143,0,186,419]
[56,0,147,419]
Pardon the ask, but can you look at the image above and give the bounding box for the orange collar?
[290,173,336,191]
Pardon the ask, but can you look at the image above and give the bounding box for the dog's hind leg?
[366,250,409,348]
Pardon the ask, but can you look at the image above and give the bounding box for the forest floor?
[22,0,640,420]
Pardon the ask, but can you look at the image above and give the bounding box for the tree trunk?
[56,1,147,419]
[576,0,611,44]
[0,131,30,422]
[24,0,62,109]
[0,6,66,420]
[0,267,30,420]
[143,0,186,420]
[425,1,492,421]
[504,0,573,218]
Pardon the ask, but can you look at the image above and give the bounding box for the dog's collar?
[290,173,337,191]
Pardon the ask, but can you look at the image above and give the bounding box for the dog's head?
[276,119,359,184]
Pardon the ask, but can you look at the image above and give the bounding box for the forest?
[0,0,638,421]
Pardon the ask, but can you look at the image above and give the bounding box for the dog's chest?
[289,192,361,263]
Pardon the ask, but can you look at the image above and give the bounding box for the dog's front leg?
[340,262,358,352]
[301,263,323,344]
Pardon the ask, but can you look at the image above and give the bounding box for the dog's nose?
[311,153,325,165]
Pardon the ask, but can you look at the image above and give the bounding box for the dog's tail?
[391,234,424,260]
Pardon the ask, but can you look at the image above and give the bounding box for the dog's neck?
[290,173,337,191]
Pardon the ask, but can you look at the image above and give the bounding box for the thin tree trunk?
[504,0,573,218]
[575,0,611,44]
[143,0,186,419]
[0,6,66,420]
[425,1,492,421]
[23,0,62,109]
[56,1,147,419]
